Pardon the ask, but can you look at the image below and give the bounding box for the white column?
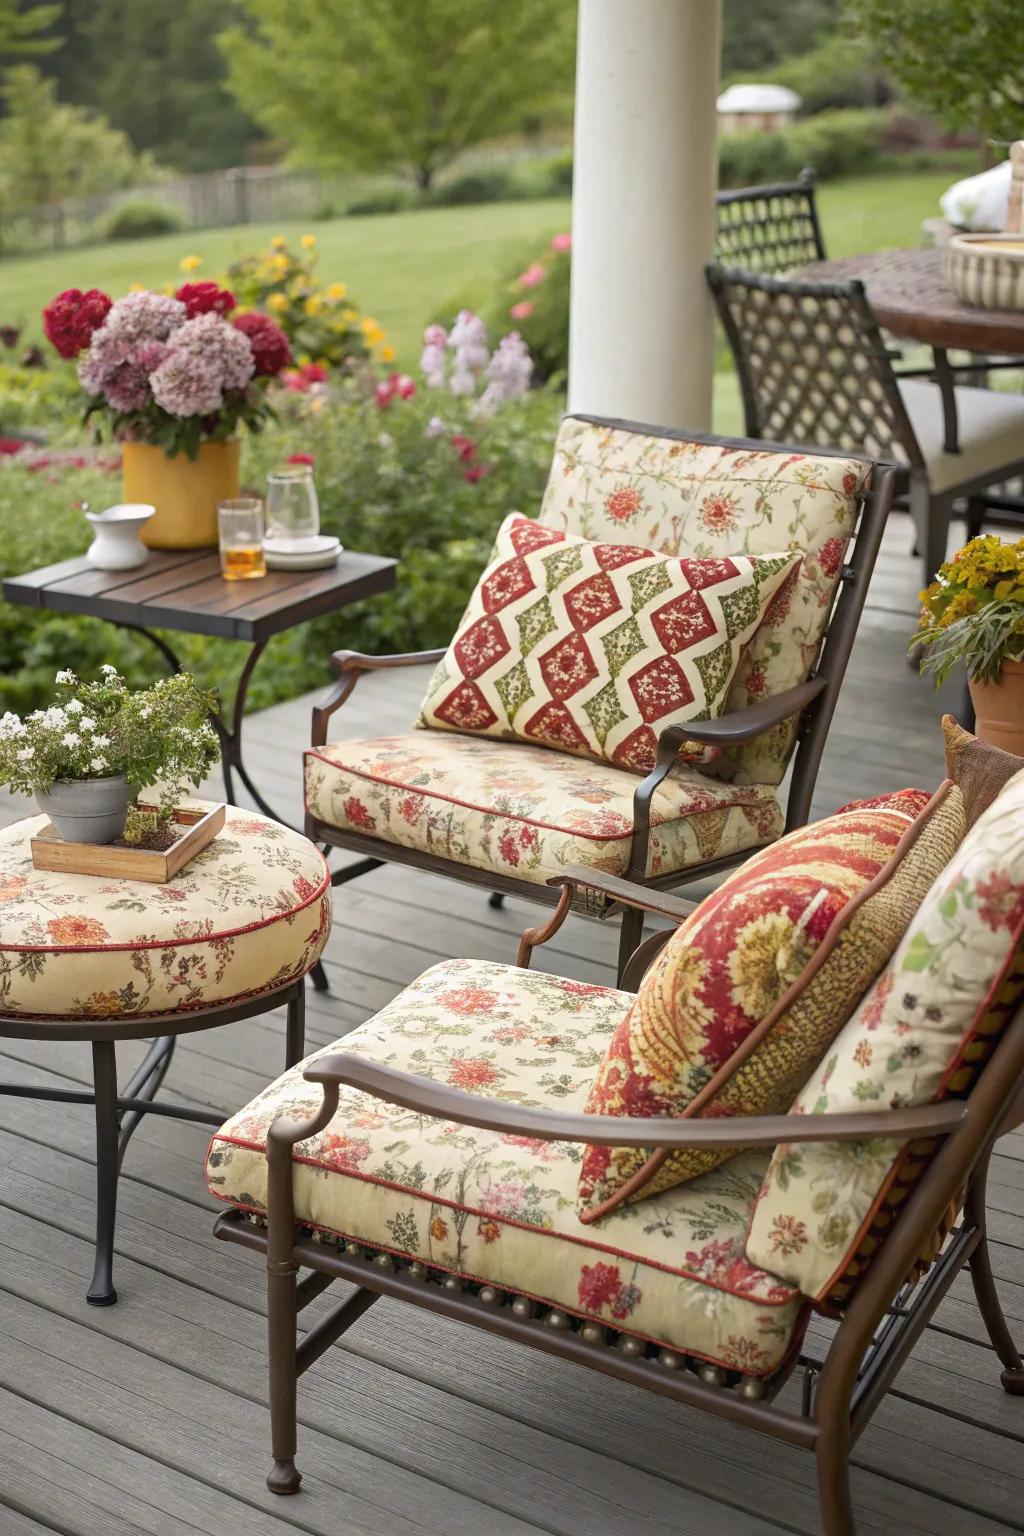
[568,0,722,430]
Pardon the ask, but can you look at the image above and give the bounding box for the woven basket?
[943,232,1024,312]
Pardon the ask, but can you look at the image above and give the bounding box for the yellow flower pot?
[122,439,241,550]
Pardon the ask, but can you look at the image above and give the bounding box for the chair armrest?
[656,675,827,751]
[302,1054,968,1149]
[547,866,697,923]
[311,648,446,747]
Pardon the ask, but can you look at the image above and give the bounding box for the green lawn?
[2,200,573,368]
[1,164,964,411]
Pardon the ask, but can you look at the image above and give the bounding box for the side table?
[0,806,331,1304]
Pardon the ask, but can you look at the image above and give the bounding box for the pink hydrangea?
[78,293,187,411]
[150,312,255,418]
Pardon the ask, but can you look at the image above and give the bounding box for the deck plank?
[1,511,1023,1535]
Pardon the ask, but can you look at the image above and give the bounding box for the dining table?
[797,245,1024,456]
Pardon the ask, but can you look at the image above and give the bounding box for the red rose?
[287,452,315,466]
[176,281,236,319]
[232,311,292,376]
[464,464,489,484]
[450,433,477,462]
[42,288,112,359]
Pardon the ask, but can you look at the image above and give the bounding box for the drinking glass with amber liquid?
[218,498,266,580]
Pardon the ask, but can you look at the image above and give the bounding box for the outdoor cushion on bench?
[206,957,804,1375]
[303,732,783,890]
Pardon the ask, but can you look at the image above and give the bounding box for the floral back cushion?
[417,513,799,776]
[746,765,1024,1302]
[538,417,870,784]
[577,787,947,1220]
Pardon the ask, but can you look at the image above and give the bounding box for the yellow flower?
[378,343,395,363]
[300,233,317,249]
[271,235,287,250]
[327,281,347,301]
[298,352,312,366]
[128,281,146,293]
[267,292,289,313]
[340,306,357,324]
[179,254,202,273]
[361,315,385,346]
[304,295,325,317]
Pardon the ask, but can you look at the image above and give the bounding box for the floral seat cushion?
[207,958,804,1375]
[539,418,870,785]
[304,733,783,891]
[0,808,330,1019]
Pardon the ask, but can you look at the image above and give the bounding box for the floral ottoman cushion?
[304,732,783,893]
[746,765,1024,1302]
[207,957,804,1376]
[577,787,960,1220]
[538,416,870,784]
[417,512,799,774]
[0,807,330,1018]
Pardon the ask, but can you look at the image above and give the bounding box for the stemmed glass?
[265,465,319,545]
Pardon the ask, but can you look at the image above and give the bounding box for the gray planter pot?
[36,774,134,845]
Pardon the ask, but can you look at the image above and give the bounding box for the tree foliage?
[0,64,157,212]
[0,0,61,58]
[722,0,840,75]
[29,0,260,172]
[844,0,1023,144]
[220,0,576,191]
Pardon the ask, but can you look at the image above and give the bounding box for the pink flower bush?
[551,232,572,253]
[509,301,535,320]
[417,310,533,415]
[518,262,546,288]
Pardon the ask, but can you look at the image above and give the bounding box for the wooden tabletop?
[799,246,1024,354]
[2,546,397,644]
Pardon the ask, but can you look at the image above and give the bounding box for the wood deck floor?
[1,512,1022,1536]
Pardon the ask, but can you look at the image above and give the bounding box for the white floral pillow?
[746,766,1024,1301]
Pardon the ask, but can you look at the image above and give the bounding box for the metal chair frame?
[305,416,895,983]
[707,262,1024,588]
[715,167,827,275]
[214,869,1024,1535]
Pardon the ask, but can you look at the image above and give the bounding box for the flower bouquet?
[0,666,219,843]
[914,534,1024,753]
[42,281,294,546]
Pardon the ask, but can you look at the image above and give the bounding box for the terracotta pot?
[968,659,1024,754]
[122,439,240,550]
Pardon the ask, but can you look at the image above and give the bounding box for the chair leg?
[616,905,645,986]
[266,1259,302,1494]
[815,1428,855,1536]
[969,1232,1024,1395]
[965,494,986,544]
[909,480,951,589]
[285,985,306,1070]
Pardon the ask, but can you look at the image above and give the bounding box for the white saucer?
[264,535,342,571]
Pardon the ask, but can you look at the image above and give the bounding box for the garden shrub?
[345,190,414,217]
[105,201,184,241]
[427,169,526,207]
[448,232,571,386]
[0,362,82,439]
[718,108,885,188]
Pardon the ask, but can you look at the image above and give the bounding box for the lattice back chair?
[714,167,826,275]
[708,261,1024,587]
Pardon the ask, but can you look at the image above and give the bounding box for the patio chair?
[304,417,894,981]
[208,779,1024,1535]
[714,166,827,275]
[707,263,1024,587]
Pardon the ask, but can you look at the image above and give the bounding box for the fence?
[0,141,568,256]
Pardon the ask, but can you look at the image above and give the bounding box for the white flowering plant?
[0,666,219,808]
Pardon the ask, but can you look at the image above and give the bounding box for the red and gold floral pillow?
[577,786,962,1220]
[417,514,800,775]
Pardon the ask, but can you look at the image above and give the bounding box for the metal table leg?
[88,1040,120,1307]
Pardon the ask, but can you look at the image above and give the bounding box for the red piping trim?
[208,1130,796,1308]
[0,855,330,953]
[304,748,770,844]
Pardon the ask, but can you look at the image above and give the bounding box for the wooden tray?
[31,803,226,882]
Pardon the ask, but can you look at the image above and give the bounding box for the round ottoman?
[0,805,331,1304]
